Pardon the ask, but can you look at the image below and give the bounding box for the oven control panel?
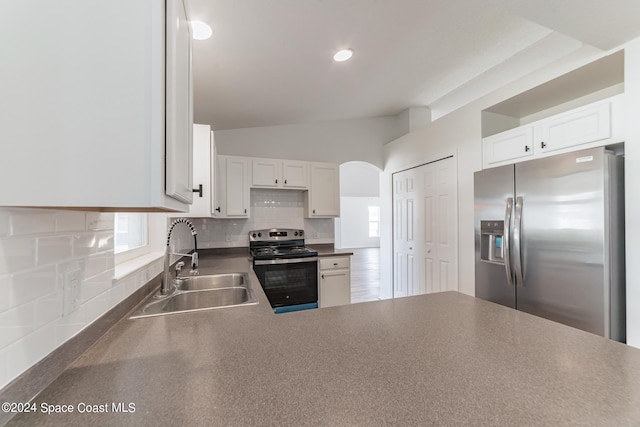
[249,228,304,242]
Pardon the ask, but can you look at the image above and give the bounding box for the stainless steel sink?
[130,272,258,319]
[175,272,246,291]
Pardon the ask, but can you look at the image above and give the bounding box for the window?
[114,213,148,254]
[368,206,380,238]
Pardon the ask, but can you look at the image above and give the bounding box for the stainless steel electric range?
[249,228,318,313]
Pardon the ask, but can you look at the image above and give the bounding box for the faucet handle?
[175,261,185,276]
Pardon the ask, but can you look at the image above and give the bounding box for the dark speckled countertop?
[308,244,354,257]
[7,253,640,426]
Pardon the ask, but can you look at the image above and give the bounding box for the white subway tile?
[78,271,112,304]
[9,265,57,308]
[0,209,10,237]
[85,253,110,278]
[35,290,63,327]
[4,323,57,385]
[56,211,87,232]
[0,237,36,275]
[0,347,8,389]
[37,235,73,266]
[0,300,37,348]
[10,209,57,236]
[86,212,114,231]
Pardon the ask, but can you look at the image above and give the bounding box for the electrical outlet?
[63,269,81,316]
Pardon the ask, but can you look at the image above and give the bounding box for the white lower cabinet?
[319,257,351,308]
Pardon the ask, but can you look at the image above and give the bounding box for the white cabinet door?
[282,161,308,188]
[0,0,192,211]
[252,159,280,187]
[306,163,340,217]
[538,102,611,154]
[176,124,212,217]
[320,269,351,308]
[224,157,250,217]
[165,0,193,204]
[482,126,534,168]
[319,256,351,308]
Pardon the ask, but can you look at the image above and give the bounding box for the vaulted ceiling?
[188,0,640,130]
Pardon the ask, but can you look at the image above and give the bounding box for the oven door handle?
[254,257,318,265]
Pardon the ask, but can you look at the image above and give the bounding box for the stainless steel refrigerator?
[474,146,625,341]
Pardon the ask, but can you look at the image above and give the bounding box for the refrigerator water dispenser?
[480,220,504,264]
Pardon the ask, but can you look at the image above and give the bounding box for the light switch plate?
[63,269,81,316]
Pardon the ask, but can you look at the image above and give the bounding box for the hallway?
[348,247,381,304]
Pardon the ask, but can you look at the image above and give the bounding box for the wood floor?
[347,247,381,303]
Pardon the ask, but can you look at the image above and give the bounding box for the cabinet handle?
[192,184,203,198]
[284,179,287,184]
[321,274,325,279]
[525,145,530,152]
[215,207,221,212]
[333,263,338,266]
[244,209,247,214]
[313,209,316,214]
[275,179,278,184]
[541,141,546,149]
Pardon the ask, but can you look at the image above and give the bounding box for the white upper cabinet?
[482,98,619,169]
[165,0,194,204]
[251,159,308,189]
[0,0,192,211]
[305,163,340,217]
[216,156,250,218]
[483,126,534,167]
[537,102,611,154]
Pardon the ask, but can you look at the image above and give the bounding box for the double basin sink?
[130,272,258,319]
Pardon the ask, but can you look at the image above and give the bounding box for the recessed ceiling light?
[333,49,354,62]
[191,21,212,40]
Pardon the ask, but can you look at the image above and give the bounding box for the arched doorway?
[335,161,383,303]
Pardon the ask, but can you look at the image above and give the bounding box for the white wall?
[623,38,640,347]
[214,116,406,169]
[338,197,380,249]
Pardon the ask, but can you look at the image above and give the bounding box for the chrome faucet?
[162,218,199,295]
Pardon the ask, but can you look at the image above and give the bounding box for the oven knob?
[294,231,298,236]
[258,232,262,237]
[252,233,257,238]
[299,230,304,236]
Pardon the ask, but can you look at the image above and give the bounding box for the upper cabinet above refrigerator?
[0,0,193,212]
[481,51,625,170]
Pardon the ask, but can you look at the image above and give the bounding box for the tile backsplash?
[0,208,162,390]
[190,189,335,247]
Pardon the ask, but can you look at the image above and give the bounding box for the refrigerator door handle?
[513,196,524,286]
[503,198,514,285]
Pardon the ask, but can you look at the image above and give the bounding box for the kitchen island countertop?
[7,253,640,426]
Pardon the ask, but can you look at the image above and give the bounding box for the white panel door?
[225,158,249,217]
[393,169,418,298]
[393,157,458,298]
[434,158,457,292]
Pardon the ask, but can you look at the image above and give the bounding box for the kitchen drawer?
[319,257,350,270]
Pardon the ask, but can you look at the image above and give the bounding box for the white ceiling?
[188,0,640,131]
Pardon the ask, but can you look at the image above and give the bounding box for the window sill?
[113,251,164,281]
